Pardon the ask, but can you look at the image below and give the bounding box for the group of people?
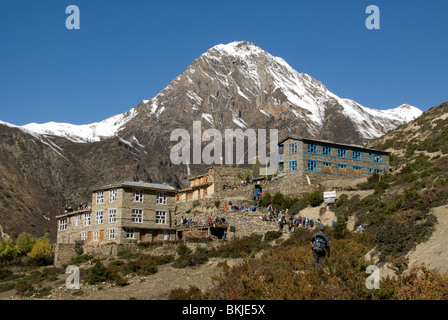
[176,216,226,226]
[63,203,90,213]
[223,200,258,213]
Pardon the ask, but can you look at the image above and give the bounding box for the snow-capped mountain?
[123,41,422,145]
[3,41,422,145]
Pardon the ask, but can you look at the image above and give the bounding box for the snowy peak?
[2,41,423,145]
[191,41,423,139]
[17,108,138,143]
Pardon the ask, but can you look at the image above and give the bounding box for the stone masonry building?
[278,136,390,179]
[175,166,252,203]
[56,181,177,245]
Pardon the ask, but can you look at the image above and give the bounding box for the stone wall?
[54,242,148,266]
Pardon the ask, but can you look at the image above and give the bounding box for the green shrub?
[116,249,138,260]
[217,234,268,258]
[169,285,210,300]
[173,246,208,269]
[381,139,395,150]
[72,254,94,265]
[123,253,174,276]
[271,191,285,207]
[374,210,437,262]
[27,234,53,265]
[288,199,308,215]
[0,239,17,262]
[264,231,282,242]
[332,215,348,239]
[335,194,348,208]
[0,267,13,281]
[15,233,36,256]
[305,190,323,207]
[15,280,34,295]
[87,261,108,285]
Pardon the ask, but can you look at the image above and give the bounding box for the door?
[152,230,159,243]
[87,231,92,245]
[99,230,105,244]
[254,185,262,197]
[140,229,146,243]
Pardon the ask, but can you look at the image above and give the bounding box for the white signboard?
[324,191,336,204]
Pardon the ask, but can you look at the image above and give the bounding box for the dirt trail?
[370,204,448,279]
[406,205,448,273]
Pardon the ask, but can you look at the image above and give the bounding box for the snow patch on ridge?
[18,108,138,143]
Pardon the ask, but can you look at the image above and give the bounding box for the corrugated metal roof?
[94,181,177,191]
[279,135,390,154]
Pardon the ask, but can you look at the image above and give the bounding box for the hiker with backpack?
[310,224,331,268]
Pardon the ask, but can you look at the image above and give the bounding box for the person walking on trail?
[310,224,331,268]
[278,219,284,232]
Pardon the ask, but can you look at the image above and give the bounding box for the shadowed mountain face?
[0,41,422,238]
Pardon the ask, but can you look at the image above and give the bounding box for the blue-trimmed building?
[277,136,390,178]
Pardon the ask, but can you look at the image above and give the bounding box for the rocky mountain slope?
[0,41,423,239]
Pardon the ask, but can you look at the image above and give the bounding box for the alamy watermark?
[66,265,80,290]
[170,121,278,175]
[365,265,380,289]
[366,5,380,30]
[66,5,80,30]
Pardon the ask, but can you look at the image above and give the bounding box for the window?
[352,150,362,160]
[132,209,143,223]
[374,169,383,174]
[93,231,99,241]
[288,160,298,171]
[132,189,144,203]
[322,146,332,156]
[323,162,332,167]
[373,154,383,163]
[73,215,79,227]
[307,144,317,154]
[109,189,118,202]
[307,160,318,171]
[156,192,167,205]
[108,208,117,223]
[108,228,115,240]
[96,191,104,204]
[95,210,104,224]
[156,211,167,224]
[83,213,91,226]
[81,232,87,241]
[338,164,347,169]
[354,166,362,171]
[338,148,347,158]
[126,229,135,239]
[58,218,67,231]
[288,142,298,154]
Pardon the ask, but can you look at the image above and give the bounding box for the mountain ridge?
[1,41,422,144]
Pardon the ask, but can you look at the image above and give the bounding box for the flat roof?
[278,135,390,154]
[93,181,177,192]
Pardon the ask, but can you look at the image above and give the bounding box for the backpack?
[313,234,327,253]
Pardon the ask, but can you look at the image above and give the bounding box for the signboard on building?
[324,191,336,204]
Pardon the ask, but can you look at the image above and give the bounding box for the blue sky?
[0,0,447,126]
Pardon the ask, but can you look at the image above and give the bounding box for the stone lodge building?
[56,181,177,245]
[175,166,251,203]
[278,136,390,178]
